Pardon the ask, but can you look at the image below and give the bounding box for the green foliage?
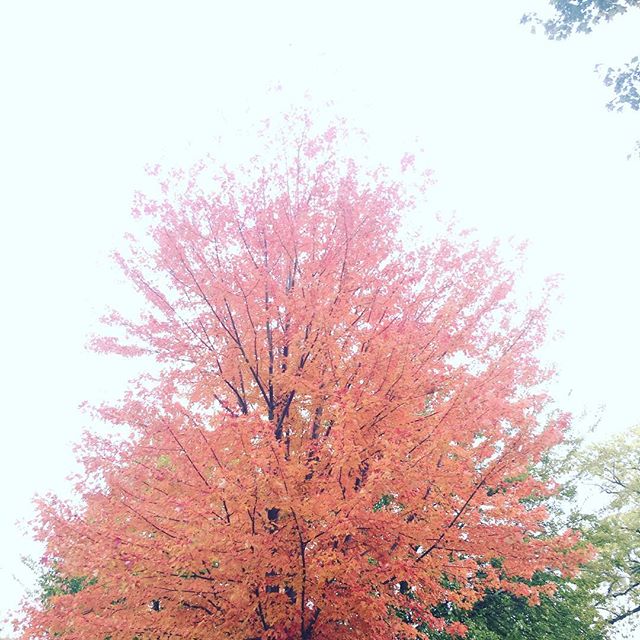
[390,569,607,639]
[373,493,395,511]
[421,573,607,640]
[576,426,640,629]
[22,556,94,606]
[461,579,607,640]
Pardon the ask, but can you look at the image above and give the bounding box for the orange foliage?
[18,115,586,640]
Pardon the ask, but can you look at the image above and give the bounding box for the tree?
[16,114,588,640]
[522,1,640,155]
[576,425,640,631]
[442,573,607,640]
[424,440,609,640]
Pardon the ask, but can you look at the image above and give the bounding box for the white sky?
[1,0,639,632]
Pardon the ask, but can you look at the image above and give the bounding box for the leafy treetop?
[16,113,587,640]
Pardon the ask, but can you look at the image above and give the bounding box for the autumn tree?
[17,114,588,640]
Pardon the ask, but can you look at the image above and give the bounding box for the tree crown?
[17,114,587,640]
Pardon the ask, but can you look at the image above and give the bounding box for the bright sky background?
[1,0,639,633]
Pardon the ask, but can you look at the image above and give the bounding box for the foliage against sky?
[576,426,640,631]
[523,0,640,115]
[16,115,588,640]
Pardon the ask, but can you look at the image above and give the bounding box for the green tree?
[392,568,607,639]
[427,425,640,638]
[577,426,640,630]
[457,575,606,640]
[388,439,610,639]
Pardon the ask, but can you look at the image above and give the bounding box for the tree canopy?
[16,115,587,640]
[449,574,606,640]
[576,425,640,631]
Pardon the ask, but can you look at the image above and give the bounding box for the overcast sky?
[1,1,639,632]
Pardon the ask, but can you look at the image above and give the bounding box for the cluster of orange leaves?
[18,115,589,640]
